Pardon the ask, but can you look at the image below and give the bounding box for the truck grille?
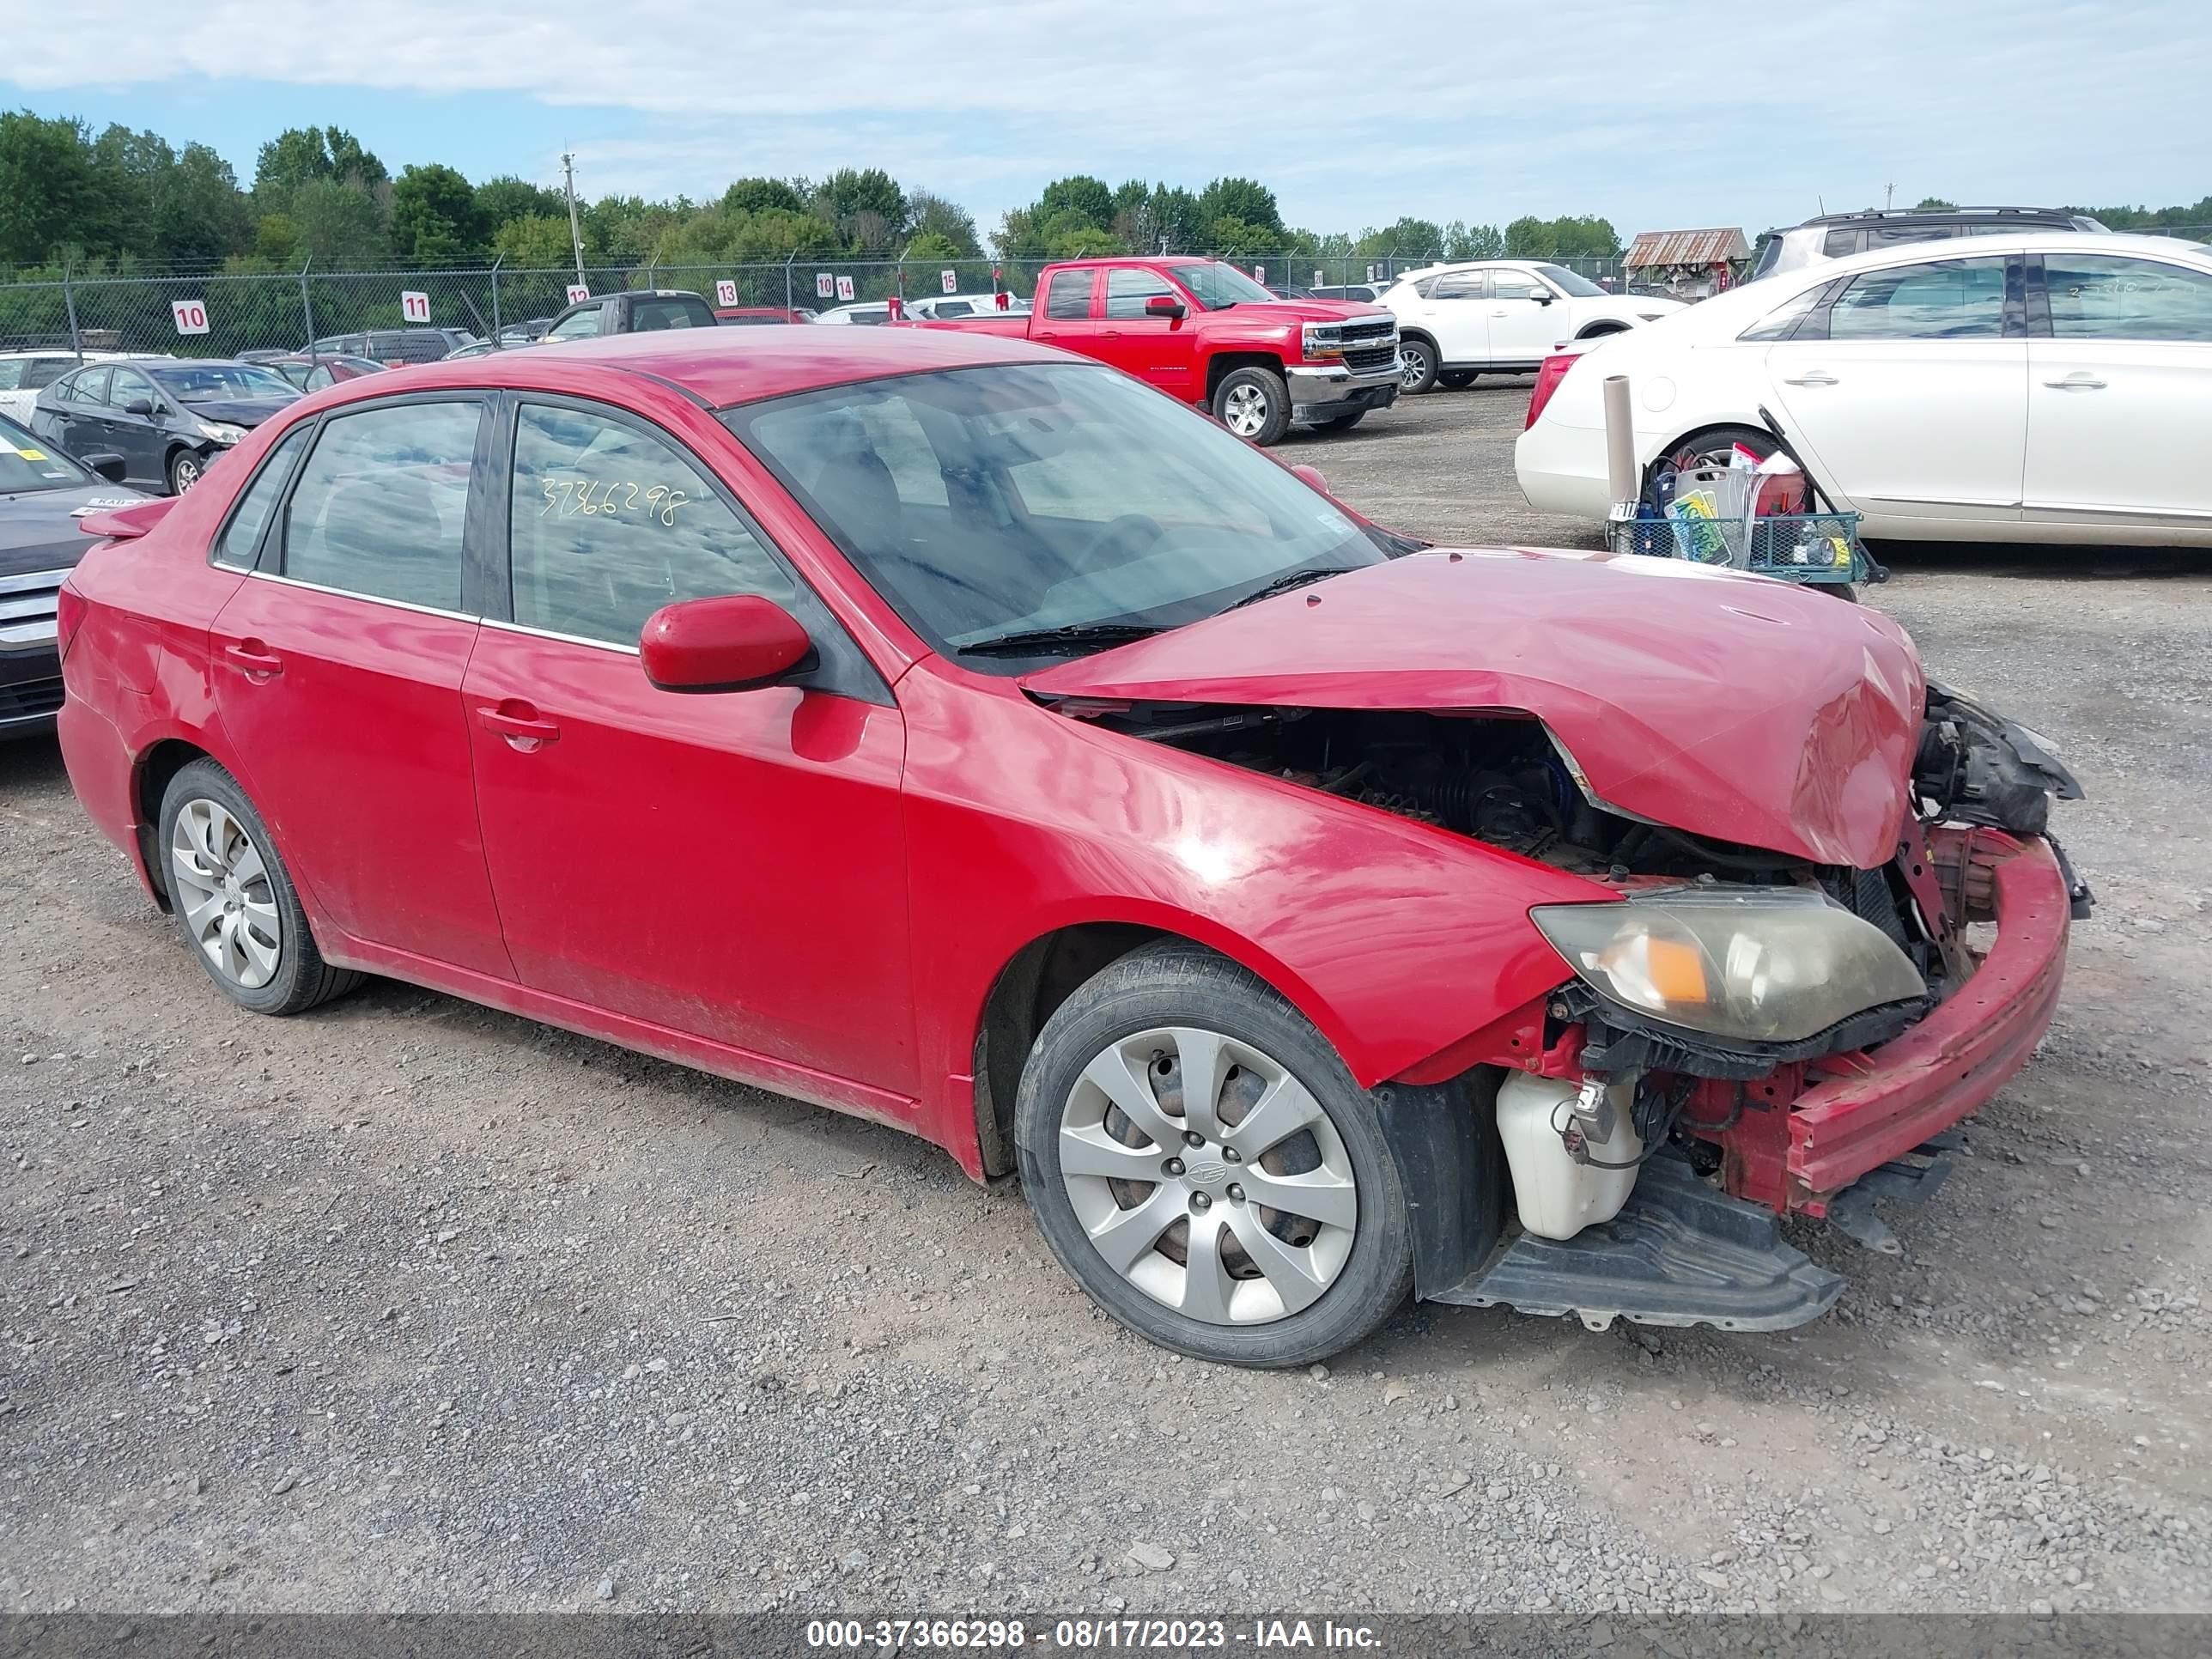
[1343,344,1400,373]
[0,568,69,649]
[1339,319,1397,346]
[0,676,63,724]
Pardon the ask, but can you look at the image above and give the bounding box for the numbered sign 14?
[835,275,855,302]
[714,279,739,307]
[567,283,591,306]
[815,272,835,299]
[399,289,431,323]
[171,298,210,337]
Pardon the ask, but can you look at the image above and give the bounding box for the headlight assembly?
[1531,887,1927,1044]
[197,421,247,445]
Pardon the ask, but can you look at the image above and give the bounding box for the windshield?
[724,362,1383,668]
[0,411,93,494]
[150,363,296,403]
[1533,264,1607,297]
[1165,261,1276,309]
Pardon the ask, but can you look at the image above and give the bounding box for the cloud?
[14,0,2210,235]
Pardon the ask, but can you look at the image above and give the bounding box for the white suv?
[1382,260,1681,392]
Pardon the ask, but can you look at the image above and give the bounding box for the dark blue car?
[30,357,299,495]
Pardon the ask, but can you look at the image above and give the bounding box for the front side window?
[507,404,795,647]
[2045,254,2212,342]
[1162,262,1274,309]
[280,400,483,611]
[1492,270,1549,301]
[1532,264,1607,297]
[1827,257,2008,340]
[214,425,313,568]
[726,362,1384,670]
[108,368,157,411]
[1044,270,1095,320]
[545,307,605,342]
[1104,268,1178,319]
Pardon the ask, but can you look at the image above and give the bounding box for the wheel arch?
[132,737,216,910]
[1574,320,1628,339]
[1202,351,1289,404]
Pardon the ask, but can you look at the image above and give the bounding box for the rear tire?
[1014,940,1414,1368]
[1653,424,1778,492]
[157,759,362,1016]
[1212,367,1291,446]
[1396,338,1438,395]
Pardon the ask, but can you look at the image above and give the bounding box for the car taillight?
[1526,353,1578,430]
[55,581,88,661]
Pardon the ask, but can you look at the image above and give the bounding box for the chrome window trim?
[479,616,641,657]
[242,568,477,623]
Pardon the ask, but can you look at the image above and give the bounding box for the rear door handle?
[2044,373,2106,390]
[223,640,283,680]
[476,700,560,750]
[1782,371,1838,386]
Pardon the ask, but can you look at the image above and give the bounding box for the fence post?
[63,262,82,361]
[300,258,316,361]
[785,252,796,315]
[490,257,503,348]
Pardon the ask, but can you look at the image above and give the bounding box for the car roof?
[1795,205,2087,228]
[1787,228,2211,276]
[311,322,1068,409]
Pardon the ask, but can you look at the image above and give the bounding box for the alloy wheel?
[1220,383,1273,439]
[171,455,203,492]
[1399,347,1431,392]
[1058,1025,1358,1325]
[169,798,282,988]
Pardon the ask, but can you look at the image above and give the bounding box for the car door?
[101,368,168,488]
[209,395,514,979]
[1029,267,1102,356]
[1487,267,1565,364]
[1418,270,1492,364]
[2023,249,2212,533]
[1765,253,2026,525]
[1090,266,1197,398]
[463,396,916,1097]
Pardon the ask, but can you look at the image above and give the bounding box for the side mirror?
[122,397,155,416]
[1145,295,1187,319]
[1528,290,1555,307]
[1290,463,1331,495]
[82,453,128,483]
[640,594,814,694]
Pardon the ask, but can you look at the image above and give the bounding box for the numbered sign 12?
[171,298,210,337]
[714,279,739,307]
[836,275,855,302]
[399,289,431,323]
[816,271,835,299]
[567,283,591,306]
[940,269,957,294]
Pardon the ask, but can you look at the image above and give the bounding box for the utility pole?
[562,150,586,283]
[1884,181,1895,210]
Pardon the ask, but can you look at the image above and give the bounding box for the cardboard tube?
[1603,375,1637,507]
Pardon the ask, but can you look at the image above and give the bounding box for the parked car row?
[27,357,301,495]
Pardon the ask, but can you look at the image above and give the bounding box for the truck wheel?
[1014,940,1414,1369]
[1212,368,1291,445]
[1311,409,1365,433]
[1397,339,1437,395]
[1439,371,1477,389]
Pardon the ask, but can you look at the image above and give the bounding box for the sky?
[9,1,2210,242]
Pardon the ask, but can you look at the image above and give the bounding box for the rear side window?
[1430,271,1487,300]
[213,426,313,569]
[280,400,483,611]
[545,307,604,342]
[69,368,112,405]
[507,403,794,647]
[1827,257,2008,340]
[1822,228,1862,258]
[1738,283,1832,342]
[630,297,711,331]
[2044,254,2212,342]
[1044,270,1095,319]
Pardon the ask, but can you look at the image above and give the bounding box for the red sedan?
[52,327,2087,1366]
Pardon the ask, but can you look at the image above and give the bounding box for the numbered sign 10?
[567,283,591,306]
[940,269,957,294]
[815,271,835,299]
[171,298,210,337]
[835,275,856,302]
[714,279,739,307]
[399,289,431,323]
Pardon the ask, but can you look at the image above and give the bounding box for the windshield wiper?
[956,622,1164,658]
[1224,567,1357,611]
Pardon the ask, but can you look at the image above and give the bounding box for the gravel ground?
[3,382,2209,1617]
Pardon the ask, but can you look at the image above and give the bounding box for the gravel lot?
[3,382,2209,1617]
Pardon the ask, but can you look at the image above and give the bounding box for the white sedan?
[1516,232,2212,545]
[1382,260,1683,392]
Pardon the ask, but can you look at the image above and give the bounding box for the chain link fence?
[0,252,1637,363]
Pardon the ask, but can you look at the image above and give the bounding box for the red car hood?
[1021,549,1926,869]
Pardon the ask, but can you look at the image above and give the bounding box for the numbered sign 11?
[940,269,957,294]
[567,283,591,306]
[714,279,739,307]
[836,275,855,302]
[399,289,431,323]
[171,298,210,337]
[816,272,835,299]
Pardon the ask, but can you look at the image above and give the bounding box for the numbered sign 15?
[567,283,591,306]
[399,289,431,323]
[815,271,835,299]
[715,279,739,307]
[940,269,957,294]
[171,298,210,337]
[836,275,855,302]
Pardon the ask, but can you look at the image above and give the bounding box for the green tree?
[493,213,577,268]
[721,177,805,217]
[993,207,1043,261]
[476,175,564,229]
[0,112,131,263]
[156,143,252,262]
[906,189,981,258]
[1045,223,1121,259]
[1444,220,1504,259]
[812,167,907,248]
[729,207,845,262]
[1357,216,1445,258]
[1035,174,1115,231]
[289,179,389,265]
[253,125,384,202]
[902,229,964,265]
[1199,177,1281,235]
[252,212,298,263]
[1207,216,1278,258]
[391,162,483,264]
[1915,197,1957,210]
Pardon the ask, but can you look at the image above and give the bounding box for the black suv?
[1749,207,2109,282]
[541,290,718,342]
[308,327,479,364]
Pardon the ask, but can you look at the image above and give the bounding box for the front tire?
[1439,371,1477,389]
[167,448,208,495]
[1396,338,1438,395]
[1212,367,1291,446]
[1014,942,1413,1368]
[158,759,361,1015]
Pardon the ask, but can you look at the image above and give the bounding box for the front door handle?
[1782,371,1839,386]
[476,700,560,751]
[1100,329,1122,338]
[1036,330,1060,341]
[2044,373,2107,390]
[223,640,283,681]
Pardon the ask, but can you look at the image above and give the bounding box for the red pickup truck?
[909,258,1401,445]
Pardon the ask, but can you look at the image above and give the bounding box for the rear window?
[630,296,714,331]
